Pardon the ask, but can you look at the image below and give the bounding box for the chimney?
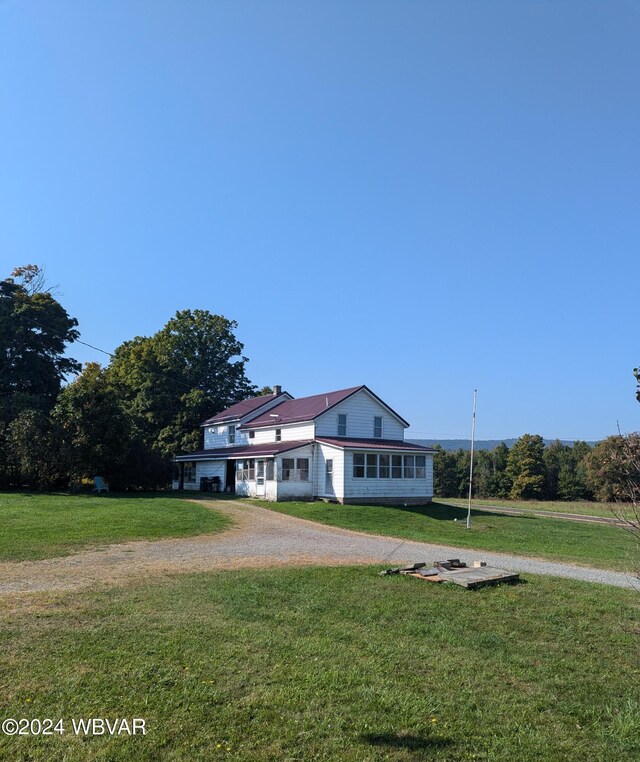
[273,385,282,396]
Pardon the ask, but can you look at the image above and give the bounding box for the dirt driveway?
[0,500,636,597]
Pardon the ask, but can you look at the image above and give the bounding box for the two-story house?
[173,385,435,504]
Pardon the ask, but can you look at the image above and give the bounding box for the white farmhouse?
[173,385,435,504]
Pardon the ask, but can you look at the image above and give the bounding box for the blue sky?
[2,1,639,441]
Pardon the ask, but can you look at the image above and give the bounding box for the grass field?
[0,492,230,562]
[442,497,627,519]
[1,567,638,761]
[249,499,637,571]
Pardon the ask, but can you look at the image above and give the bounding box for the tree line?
[1,265,256,490]
[434,432,640,503]
[2,264,638,499]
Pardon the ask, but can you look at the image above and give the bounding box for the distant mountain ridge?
[407,438,600,452]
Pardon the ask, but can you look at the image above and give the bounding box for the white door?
[325,459,334,496]
[256,459,265,497]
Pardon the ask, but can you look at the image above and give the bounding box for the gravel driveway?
[0,499,636,596]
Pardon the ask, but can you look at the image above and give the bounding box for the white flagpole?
[466,389,477,530]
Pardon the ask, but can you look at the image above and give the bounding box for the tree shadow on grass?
[361,731,453,751]
[385,501,535,522]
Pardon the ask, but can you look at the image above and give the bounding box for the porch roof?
[174,440,314,462]
[316,437,437,452]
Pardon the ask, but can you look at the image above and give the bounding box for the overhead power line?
[0,303,197,391]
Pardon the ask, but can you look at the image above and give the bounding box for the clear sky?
[2,1,639,441]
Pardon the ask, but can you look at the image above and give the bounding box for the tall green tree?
[585,436,640,502]
[474,442,511,498]
[433,446,459,497]
[0,265,79,487]
[0,265,80,418]
[506,434,546,499]
[52,363,133,487]
[107,309,256,456]
[6,408,65,489]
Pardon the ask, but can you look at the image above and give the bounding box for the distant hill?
[407,438,600,452]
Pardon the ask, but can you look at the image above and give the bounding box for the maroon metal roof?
[175,440,314,461]
[201,393,289,426]
[241,385,366,428]
[316,437,437,452]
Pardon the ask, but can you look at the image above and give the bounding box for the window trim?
[281,456,309,481]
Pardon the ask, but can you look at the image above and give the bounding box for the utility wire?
[0,302,197,391]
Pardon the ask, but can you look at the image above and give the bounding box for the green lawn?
[249,499,637,571]
[442,497,627,519]
[0,567,638,761]
[0,492,230,562]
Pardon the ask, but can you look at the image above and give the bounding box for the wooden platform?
[428,566,519,589]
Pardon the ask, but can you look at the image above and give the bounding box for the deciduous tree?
[506,434,546,499]
[107,309,256,457]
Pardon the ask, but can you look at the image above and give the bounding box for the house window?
[391,455,402,479]
[297,458,309,481]
[353,453,365,478]
[282,458,294,480]
[366,454,378,478]
[403,455,415,479]
[379,454,390,478]
[228,425,236,444]
[183,462,196,483]
[275,429,282,442]
[282,457,309,481]
[337,414,347,437]
[249,431,255,439]
[266,460,274,480]
[236,459,255,481]
[373,416,383,438]
[416,455,426,479]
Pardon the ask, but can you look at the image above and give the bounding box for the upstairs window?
[249,431,255,440]
[373,416,383,438]
[228,425,236,444]
[337,414,347,437]
[275,429,282,442]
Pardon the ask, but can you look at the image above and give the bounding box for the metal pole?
[466,389,477,529]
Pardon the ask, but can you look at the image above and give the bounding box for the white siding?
[315,389,406,440]
[343,451,434,500]
[201,394,291,448]
[235,446,314,500]
[275,445,314,500]
[314,443,345,500]
[203,424,249,449]
[246,422,315,445]
[196,460,226,484]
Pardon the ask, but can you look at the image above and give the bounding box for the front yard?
[0,492,230,562]
[249,498,637,571]
[0,567,638,761]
